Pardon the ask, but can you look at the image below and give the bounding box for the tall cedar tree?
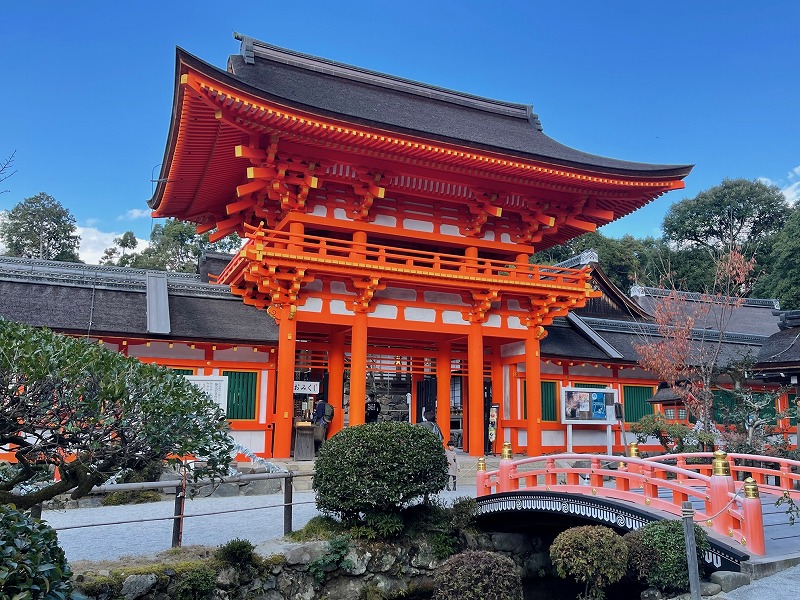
[0,192,81,261]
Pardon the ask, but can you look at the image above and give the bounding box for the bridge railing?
[643,452,800,499]
[477,444,767,555]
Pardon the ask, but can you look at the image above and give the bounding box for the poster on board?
[561,387,617,424]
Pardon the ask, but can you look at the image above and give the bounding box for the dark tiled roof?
[218,37,692,178]
[0,257,278,343]
[541,323,611,360]
[631,286,781,337]
[755,328,800,367]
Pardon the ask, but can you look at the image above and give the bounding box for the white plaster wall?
[375,287,417,301]
[541,362,564,375]
[330,300,355,316]
[618,367,655,379]
[572,430,609,445]
[309,204,327,217]
[298,297,324,313]
[484,314,502,328]
[569,364,613,378]
[404,307,436,322]
[442,311,469,325]
[259,371,269,424]
[507,316,526,329]
[402,219,433,232]
[213,348,272,363]
[231,430,265,454]
[303,280,323,292]
[501,341,525,357]
[369,304,399,319]
[128,343,205,360]
[440,224,461,236]
[424,291,467,306]
[330,281,355,295]
[373,214,397,227]
[542,430,565,446]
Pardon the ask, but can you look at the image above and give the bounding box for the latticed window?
[622,385,654,423]
[170,368,194,376]
[541,381,557,422]
[521,380,558,421]
[223,370,257,420]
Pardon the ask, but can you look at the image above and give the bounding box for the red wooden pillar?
[525,328,543,456]
[436,341,452,442]
[467,321,485,456]
[349,311,368,425]
[490,341,503,455]
[273,312,297,458]
[328,329,346,434]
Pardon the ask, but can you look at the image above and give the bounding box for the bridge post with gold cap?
[498,442,519,493]
[741,477,766,555]
[708,450,735,537]
[476,456,489,497]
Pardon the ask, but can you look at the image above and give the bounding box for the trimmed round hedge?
[0,504,73,599]
[432,550,522,600]
[631,519,709,592]
[313,421,448,522]
[550,525,627,600]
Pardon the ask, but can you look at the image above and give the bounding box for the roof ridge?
[233,33,542,127]
[629,284,780,309]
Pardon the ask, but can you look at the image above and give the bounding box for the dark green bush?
[634,520,709,592]
[174,565,217,600]
[622,528,655,581]
[313,421,448,524]
[550,525,627,600]
[0,504,73,599]
[102,489,163,506]
[214,538,256,568]
[432,550,522,600]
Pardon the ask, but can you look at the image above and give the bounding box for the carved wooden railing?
[477,444,774,555]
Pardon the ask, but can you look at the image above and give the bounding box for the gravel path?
[42,487,478,563]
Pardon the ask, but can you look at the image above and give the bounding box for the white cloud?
[790,165,800,179]
[76,226,119,265]
[84,217,100,227]
[757,176,775,186]
[118,208,151,220]
[782,181,800,205]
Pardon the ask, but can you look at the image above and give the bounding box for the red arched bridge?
[475,444,800,571]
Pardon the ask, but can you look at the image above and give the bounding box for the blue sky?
[2,1,798,263]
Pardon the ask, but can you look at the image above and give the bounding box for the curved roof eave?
[151,46,692,215]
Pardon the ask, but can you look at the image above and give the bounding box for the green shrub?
[634,520,709,592]
[287,515,346,541]
[622,528,655,581]
[0,504,73,599]
[432,550,522,600]
[313,421,448,525]
[102,489,163,506]
[308,535,354,584]
[174,565,217,600]
[550,525,627,600]
[214,538,256,568]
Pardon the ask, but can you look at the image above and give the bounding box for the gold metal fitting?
[628,441,640,458]
[501,442,513,460]
[477,457,486,471]
[743,477,760,499]
[712,450,731,476]
[592,488,597,495]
